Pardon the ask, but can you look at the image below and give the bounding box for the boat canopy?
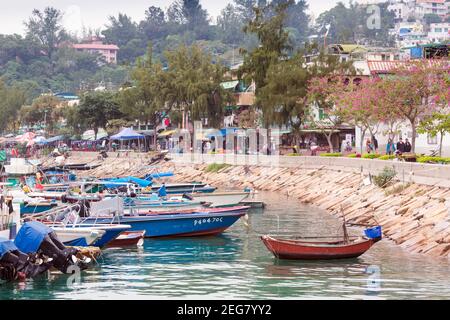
[0,238,18,259]
[14,221,53,254]
[103,176,152,188]
[111,127,144,140]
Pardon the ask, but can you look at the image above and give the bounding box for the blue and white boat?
[78,199,248,238]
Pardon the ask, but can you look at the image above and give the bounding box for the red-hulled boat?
[261,224,382,260]
[107,231,146,247]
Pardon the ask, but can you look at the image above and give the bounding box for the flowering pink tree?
[377,60,449,152]
[332,77,386,153]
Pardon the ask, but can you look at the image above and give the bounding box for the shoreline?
[42,152,450,259]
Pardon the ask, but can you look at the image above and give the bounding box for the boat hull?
[20,203,58,215]
[107,231,146,247]
[190,192,250,207]
[261,236,379,260]
[52,228,105,246]
[80,207,248,238]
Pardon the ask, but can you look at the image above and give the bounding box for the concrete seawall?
[50,152,450,258]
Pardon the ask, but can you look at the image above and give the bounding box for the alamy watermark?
[367,5,382,30]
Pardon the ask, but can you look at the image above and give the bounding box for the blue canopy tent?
[111,128,144,140]
[111,127,145,151]
[40,135,65,145]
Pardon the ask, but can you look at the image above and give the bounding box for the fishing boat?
[54,224,131,248]
[78,199,249,238]
[51,227,105,247]
[107,231,145,247]
[186,191,250,208]
[26,203,132,248]
[142,183,217,195]
[20,201,58,215]
[122,195,207,212]
[261,225,382,260]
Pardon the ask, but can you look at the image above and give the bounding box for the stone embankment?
[44,152,450,258]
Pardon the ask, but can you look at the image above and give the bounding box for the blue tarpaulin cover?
[158,185,167,197]
[144,172,174,180]
[14,221,53,254]
[0,238,18,259]
[63,237,88,247]
[103,176,153,188]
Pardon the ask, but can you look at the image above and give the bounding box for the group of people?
[386,137,412,155]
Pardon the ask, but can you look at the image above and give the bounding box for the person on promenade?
[404,138,412,153]
[396,138,405,154]
[386,138,396,155]
[366,139,372,154]
[372,135,378,153]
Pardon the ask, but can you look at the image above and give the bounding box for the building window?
[427,134,438,145]
[435,28,442,33]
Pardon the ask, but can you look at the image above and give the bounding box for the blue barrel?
[364,226,382,239]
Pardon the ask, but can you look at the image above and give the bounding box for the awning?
[158,130,177,137]
[82,129,108,141]
[41,135,65,144]
[220,80,239,90]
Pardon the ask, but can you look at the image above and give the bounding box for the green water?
[2,192,450,300]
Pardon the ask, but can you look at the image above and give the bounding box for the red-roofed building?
[72,37,119,64]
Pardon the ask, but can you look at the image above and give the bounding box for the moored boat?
[20,201,58,215]
[107,231,145,247]
[261,226,382,260]
[80,205,249,238]
[187,191,250,207]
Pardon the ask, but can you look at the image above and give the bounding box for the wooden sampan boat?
[261,224,382,260]
[261,236,380,260]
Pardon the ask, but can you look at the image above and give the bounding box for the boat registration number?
[193,218,223,226]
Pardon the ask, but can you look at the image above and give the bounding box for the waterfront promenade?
[44,151,450,258]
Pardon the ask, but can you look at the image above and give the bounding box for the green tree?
[418,113,450,157]
[163,45,232,128]
[217,4,245,45]
[238,0,293,93]
[77,91,123,140]
[119,44,166,144]
[20,95,63,133]
[139,6,168,40]
[25,7,68,59]
[0,80,26,133]
[167,0,212,40]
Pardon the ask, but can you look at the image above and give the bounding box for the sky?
[0,0,348,36]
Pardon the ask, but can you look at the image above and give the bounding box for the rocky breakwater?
[44,153,450,258]
[156,162,450,259]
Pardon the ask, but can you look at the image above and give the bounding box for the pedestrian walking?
[386,138,396,155]
[396,138,405,154]
[404,138,412,153]
[372,135,379,153]
[366,139,372,154]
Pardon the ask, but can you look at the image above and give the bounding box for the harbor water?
[2,192,450,300]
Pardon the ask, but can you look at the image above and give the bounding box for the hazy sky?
[0,0,348,36]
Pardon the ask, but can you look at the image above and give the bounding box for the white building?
[416,0,448,18]
[388,0,416,22]
[427,22,450,42]
[355,122,450,156]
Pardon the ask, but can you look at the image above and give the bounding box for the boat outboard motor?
[0,238,51,281]
[14,221,88,274]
